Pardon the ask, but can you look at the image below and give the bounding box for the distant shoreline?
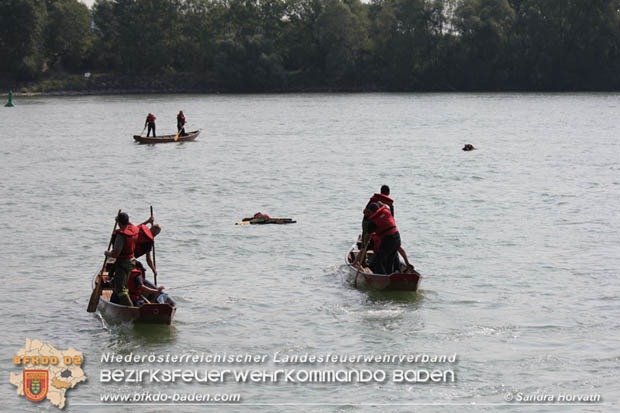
[2,73,618,97]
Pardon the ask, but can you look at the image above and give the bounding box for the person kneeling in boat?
[134,216,161,278]
[105,212,139,306]
[128,262,165,306]
[365,202,404,274]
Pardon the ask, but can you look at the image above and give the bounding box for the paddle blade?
[86,273,103,312]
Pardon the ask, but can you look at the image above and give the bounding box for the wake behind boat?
[345,240,421,291]
[134,129,200,144]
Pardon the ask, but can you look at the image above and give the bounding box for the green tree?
[45,0,92,72]
[92,0,121,71]
[453,0,515,89]
[369,0,447,89]
[0,0,47,79]
[510,0,620,90]
[317,0,368,84]
[111,0,181,74]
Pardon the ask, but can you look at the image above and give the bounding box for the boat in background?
[345,240,421,292]
[133,130,200,144]
[94,262,177,325]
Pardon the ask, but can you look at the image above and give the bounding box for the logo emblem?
[23,370,48,402]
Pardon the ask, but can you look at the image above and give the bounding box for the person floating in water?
[462,144,476,151]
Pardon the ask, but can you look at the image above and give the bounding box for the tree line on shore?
[2,0,620,92]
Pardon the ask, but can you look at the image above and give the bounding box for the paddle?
[174,124,185,141]
[150,205,157,285]
[87,209,121,312]
[353,237,372,288]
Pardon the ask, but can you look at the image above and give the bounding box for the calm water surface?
[1,93,619,412]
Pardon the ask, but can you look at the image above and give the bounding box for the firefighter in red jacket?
[105,212,139,306]
[364,202,403,274]
[145,113,156,137]
[128,262,165,306]
[362,185,394,248]
[134,216,161,277]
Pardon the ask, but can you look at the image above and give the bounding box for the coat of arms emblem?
[23,370,48,402]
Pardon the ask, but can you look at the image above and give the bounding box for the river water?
[1,93,619,412]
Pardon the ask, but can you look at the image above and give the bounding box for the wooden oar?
[173,124,185,141]
[140,125,146,136]
[150,205,157,285]
[87,209,121,312]
[353,237,372,288]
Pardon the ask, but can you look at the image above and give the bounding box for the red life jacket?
[371,232,382,251]
[134,224,154,258]
[128,269,144,304]
[369,193,393,207]
[117,224,139,259]
[147,114,156,123]
[254,212,270,220]
[177,113,185,123]
[369,205,398,240]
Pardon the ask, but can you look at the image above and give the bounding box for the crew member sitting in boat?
[177,111,187,136]
[134,216,161,278]
[364,202,405,274]
[145,113,156,137]
[128,261,165,306]
[105,212,139,306]
[362,185,394,248]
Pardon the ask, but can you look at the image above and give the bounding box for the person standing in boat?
[176,110,186,136]
[105,212,139,306]
[145,113,156,137]
[364,202,403,274]
[134,216,161,278]
[362,185,394,247]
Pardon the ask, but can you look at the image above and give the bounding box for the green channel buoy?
[5,90,14,107]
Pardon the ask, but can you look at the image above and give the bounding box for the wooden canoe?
[94,266,177,325]
[133,130,200,144]
[345,242,421,291]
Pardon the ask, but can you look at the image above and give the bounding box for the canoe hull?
[345,244,421,292]
[95,275,176,325]
[133,130,200,144]
[98,295,176,324]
